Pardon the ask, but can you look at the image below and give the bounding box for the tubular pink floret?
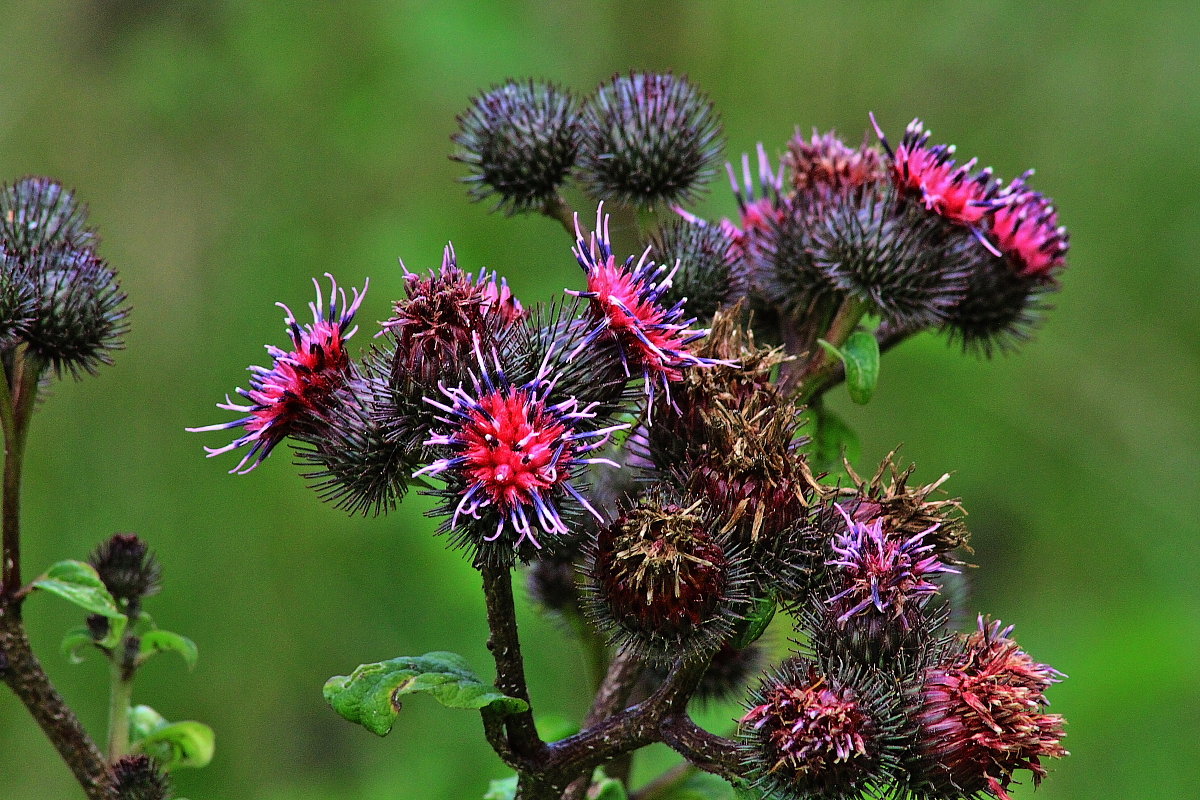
[990,176,1069,278]
[568,203,720,410]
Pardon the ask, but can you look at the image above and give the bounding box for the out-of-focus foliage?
[0,2,1195,798]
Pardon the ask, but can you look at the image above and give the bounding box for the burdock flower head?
[88,533,162,609]
[569,205,716,408]
[585,492,747,663]
[189,274,366,473]
[741,660,902,800]
[819,504,957,660]
[577,72,723,208]
[382,243,524,390]
[415,340,627,561]
[990,175,1069,279]
[914,617,1068,800]
[872,115,1000,230]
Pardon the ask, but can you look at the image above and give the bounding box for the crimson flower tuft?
[569,205,717,407]
[826,504,958,630]
[872,115,999,230]
[741,661,887,799]
[916,617,1068,800]
[189,274,366,474]
[990,176,1069,278]
[415,341,627,556]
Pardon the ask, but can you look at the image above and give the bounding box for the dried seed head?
[741,659,904,800]
[587,494,746,662]
[913,618,1068,800]
[787,129,885,199]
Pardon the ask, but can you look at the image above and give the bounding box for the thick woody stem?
[477,559,547,768]
[0,612,115,799]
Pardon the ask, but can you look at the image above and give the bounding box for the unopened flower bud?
[88,533,161,609]
[577,72,723,208]
[452,79,580,215]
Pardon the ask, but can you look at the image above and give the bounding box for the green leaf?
[483,776,517,800]
[591,768,628,800]
[138,630,199,670]
[32,560,126,648]
[323,651,529,736]
[128,705,215,771]
[730,594,776,649]
[133,721,215,770]
[809,405,860,484]
[656,773,743,799]
[128,704,169,742]
[60,626,98,664]
[840,331,880,405]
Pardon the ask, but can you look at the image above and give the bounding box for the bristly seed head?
[914,617,1068,800]
[451,79,581,215]
[188,274,366,474]
[577,72,723,208]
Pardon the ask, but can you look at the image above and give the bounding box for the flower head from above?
[990,175,1069,279]
[415,341,627,553]
[188,274,366,474]
[742,663,876,798]
[918,617,1068,800]
[871,114,999,230]
[569,204,717,408]
[826,504,958,629]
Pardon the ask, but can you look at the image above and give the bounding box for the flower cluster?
[0,177,129,377]
[193,73,1071,800]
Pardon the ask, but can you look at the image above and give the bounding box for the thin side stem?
[542,194,578,237]
[1,349,38,604]
[631,761,697,800]
[794,298,869,404]
[658,715,743,784]
[106,653,134,760]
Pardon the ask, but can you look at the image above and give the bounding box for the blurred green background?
[1,2,1197,798]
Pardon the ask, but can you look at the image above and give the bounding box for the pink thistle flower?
[696,143,787,263]
[871,114,999,230]
[415,341,627,552]
[918,617,1068,800]
[990,175,1069,278]
[569,204,716,407]
[742,663,875,795]
[189,274,366,474]
[826,504,958,629]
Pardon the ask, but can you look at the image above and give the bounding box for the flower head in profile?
[916,617,1068,800]
[569,204,716,407]
[189,274,366,473]
[415,340,627,557]
[787,129,884,199]
[872,115,999,229]
[990,175,1069,279]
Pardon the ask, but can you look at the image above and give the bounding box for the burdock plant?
[0,178,212,800]
[193,73,1072,799]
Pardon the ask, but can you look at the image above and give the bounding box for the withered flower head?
[914,617,1068,800]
